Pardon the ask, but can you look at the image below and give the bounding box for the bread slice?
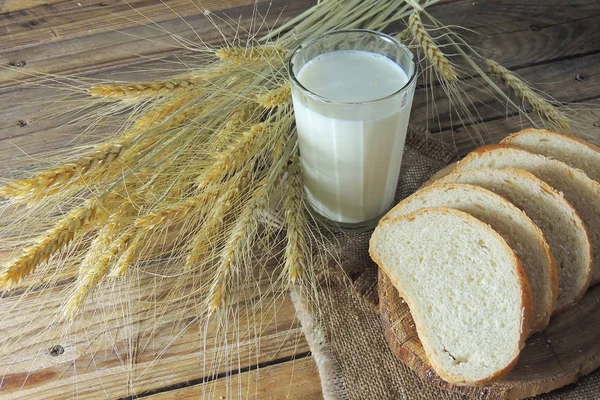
[502,128,600,183]
[438,168,591,312]
[458,145,600,285]
[381,183,554,332]
[370,207,533,385]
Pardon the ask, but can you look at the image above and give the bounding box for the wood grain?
[379,273,600,400]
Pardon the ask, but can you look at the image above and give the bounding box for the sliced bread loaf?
[502,128,600,182]
[438,168,591,312]
[458,145,600,285]
[370,207,533,385]
[381,183,555,332]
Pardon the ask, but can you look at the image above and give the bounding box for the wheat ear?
[0,142,127,201]
[209,103,259,151]
[409,12,458,82]
[0,199,103,288]
[0,93,202,201]
[186,174,247,268]
[257,85,292,109]
[62,211,129,318]
[196,123,269,188]
[485,59,570,131]
[283,157,308,284]
[207,178,266,313]
[107,228,139,278]
[216,46,288,63]
[88,75,205,98]
[133,92,198,131]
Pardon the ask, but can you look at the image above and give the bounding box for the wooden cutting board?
[378,272,600,400]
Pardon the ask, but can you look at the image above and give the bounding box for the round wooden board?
[379,272,600,400]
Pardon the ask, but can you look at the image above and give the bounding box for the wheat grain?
[216,46,288,63]
[486,59,570,131]
[0,199,104,288]
[0,93,208,201]
[283,156,308,284]
[409,12,458,82]
[196,123,269,188]
[256,85,291,109]
[397,27,410,42]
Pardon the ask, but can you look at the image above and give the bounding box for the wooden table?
[0,1,599,399]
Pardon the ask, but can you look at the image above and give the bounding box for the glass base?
[307,204,389,233]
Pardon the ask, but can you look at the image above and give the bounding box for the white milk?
[292,50,414,224]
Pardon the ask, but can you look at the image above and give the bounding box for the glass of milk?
[289,30,417,230]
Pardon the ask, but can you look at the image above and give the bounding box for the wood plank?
[0,0,316,90]
[0,0,259,53]
[431,0,600,33]
[0,267,309,399]
[147,357,322,400]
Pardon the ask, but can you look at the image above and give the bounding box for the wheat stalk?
[215,46,288,63]
[408,12,458,82]
[0,199,104,288]
[256,85,292,109]
[283,156,308,284]
[486,59,570,131]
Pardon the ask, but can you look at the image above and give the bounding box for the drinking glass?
[289,29,417,230]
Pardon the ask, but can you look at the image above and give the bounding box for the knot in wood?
[49,344,64,356]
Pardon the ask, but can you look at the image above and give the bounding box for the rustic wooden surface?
[1,0,599,399]
[379,272,600,400]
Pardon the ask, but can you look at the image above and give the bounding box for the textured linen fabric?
[291,129,600,400]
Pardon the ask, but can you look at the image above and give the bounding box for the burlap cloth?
[290,129,600,399]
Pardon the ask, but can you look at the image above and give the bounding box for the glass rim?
[288,29,417,106]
